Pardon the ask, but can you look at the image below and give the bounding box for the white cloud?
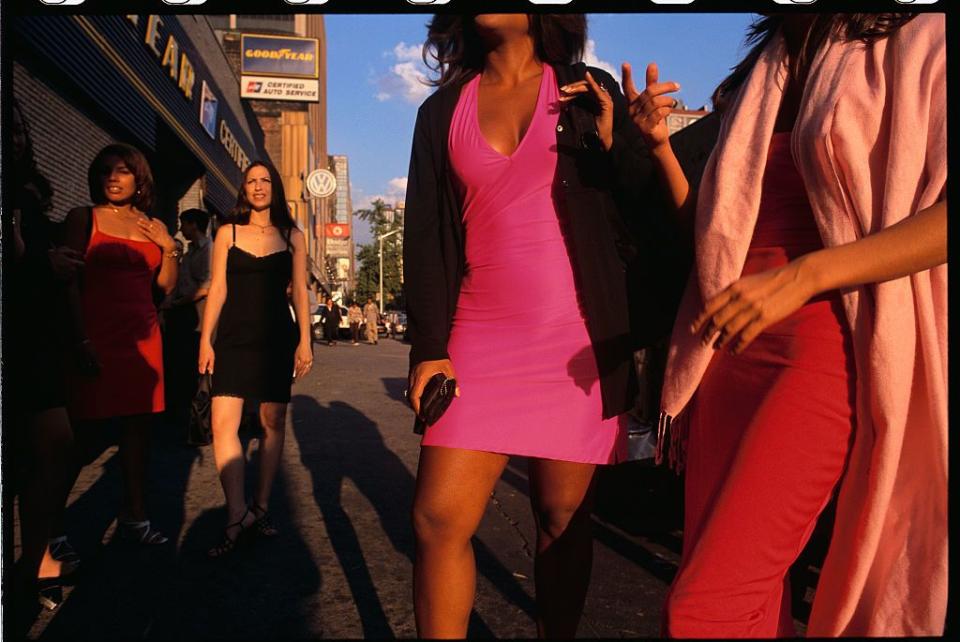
[583,39,618,79]
[375,42,434,104]
[388,177,408,194]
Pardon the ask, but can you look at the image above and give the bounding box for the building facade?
[210,14,331,291]
[329,154,356,294]
[11,14,267,226]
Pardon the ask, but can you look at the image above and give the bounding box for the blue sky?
[325,13,758,247]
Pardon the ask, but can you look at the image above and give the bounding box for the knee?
[259,411,286,435]
[534,503,587,543]
[412,500,473,548]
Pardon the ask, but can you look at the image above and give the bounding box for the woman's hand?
[198,341,215,375]
[48,247,86,281]
[137,217,176,253]
[691,259,819,355]
[294,340,313,379]
[76,339,102,377]
[407,359,459,416]
[622,62,681,152]
[559,70,614,151]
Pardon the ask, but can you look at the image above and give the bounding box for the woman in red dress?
[63,143,179,546]
[626,13,946,637]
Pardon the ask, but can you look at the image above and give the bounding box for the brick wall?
[13,61,115,222]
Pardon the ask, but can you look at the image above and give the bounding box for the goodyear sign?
[241,34,319,79]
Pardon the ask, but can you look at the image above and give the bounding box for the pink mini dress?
[421,65,628,464]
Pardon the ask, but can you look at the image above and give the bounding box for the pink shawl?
[658,14,947,636]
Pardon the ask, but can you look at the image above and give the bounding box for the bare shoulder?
[214,224,233,246]
[288,226,306,248]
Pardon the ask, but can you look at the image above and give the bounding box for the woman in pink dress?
[628,14,946,637]
[404,14,664,638]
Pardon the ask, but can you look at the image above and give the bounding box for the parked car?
[390,312,407,340]
[311,304,350,341]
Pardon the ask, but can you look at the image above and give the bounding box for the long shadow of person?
[290,395,536,638]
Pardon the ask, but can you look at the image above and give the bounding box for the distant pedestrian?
[63,143,179,547]
[199,160,313,558]
[162,208,211,428]
[347,301,363,345]
[363,298,379,345]
[323,297,341,346]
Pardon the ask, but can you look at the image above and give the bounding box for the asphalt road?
[13,336,733,639]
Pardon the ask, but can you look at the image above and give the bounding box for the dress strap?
[231,223,236,246]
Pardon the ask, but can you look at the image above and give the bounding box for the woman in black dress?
[199,160,313,556]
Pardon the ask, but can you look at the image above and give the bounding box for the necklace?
[249,220,273,234]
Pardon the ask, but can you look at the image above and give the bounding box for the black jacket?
[403,63,671,419]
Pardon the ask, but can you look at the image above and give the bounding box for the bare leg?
[117,415,154,522]
[253,402,287,511]
[210,396,253,533]
[527,458,598,638]
[17,408,75,585]
[412,446,509,638]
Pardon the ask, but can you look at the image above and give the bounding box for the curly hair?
[87,143,155,213]
[423,14,587,88]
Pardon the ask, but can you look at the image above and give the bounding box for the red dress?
[663,134,856,637]
[69,211,165,420]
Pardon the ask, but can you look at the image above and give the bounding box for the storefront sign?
[325,238,351,257]
[200,80,218,139]
[325,223,349,239]
[241,75,319,103]
[306,169,337,198]
[220,120,251,172]
[241,34,319,79]
[127,15,196,100]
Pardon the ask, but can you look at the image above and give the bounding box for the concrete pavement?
[14,336,785,639]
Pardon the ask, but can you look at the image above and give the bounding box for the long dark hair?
[231,160,296,233]
[87,143,155,213]
[712,13,916,113]
[424,14,587,88]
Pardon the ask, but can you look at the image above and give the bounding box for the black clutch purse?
[412,373,457,435]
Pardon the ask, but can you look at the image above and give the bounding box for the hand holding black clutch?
[412,373,457,434]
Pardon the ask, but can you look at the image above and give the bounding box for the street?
[20,337,687,639]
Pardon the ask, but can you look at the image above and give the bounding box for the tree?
[354,199,403,308]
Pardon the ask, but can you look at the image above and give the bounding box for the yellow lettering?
[144,15,163,58]
[126,15,139,27]
[178,54,195,100]
[161,36,179,81]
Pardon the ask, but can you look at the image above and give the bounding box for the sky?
[325,13,758,248]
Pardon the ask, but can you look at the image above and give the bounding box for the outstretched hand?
[622,62,680,151]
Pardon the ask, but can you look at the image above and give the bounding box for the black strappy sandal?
[116,519,169,546]
[250,504,279,538]
[207,508,253,558]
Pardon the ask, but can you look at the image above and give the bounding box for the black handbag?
[187,374,213,446]
[412,373,457,435]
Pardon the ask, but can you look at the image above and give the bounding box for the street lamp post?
[377,228,401,315]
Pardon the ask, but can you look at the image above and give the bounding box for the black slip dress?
[211,223,298,403]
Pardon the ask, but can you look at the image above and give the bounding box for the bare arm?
[136,215,178,294]
[622,62,695,232]
[695,200,947,354]
[289,229,312,346]
[290,229,314,379]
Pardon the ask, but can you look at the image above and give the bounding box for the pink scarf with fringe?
[658,14,946,636]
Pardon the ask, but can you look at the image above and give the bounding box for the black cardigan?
[403,63,669,419]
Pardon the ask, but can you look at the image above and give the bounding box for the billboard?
[240,34,319,78]
[241,76,319,102]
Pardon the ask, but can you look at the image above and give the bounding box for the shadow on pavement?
[36,419,321,639]
[289,394,537,638]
